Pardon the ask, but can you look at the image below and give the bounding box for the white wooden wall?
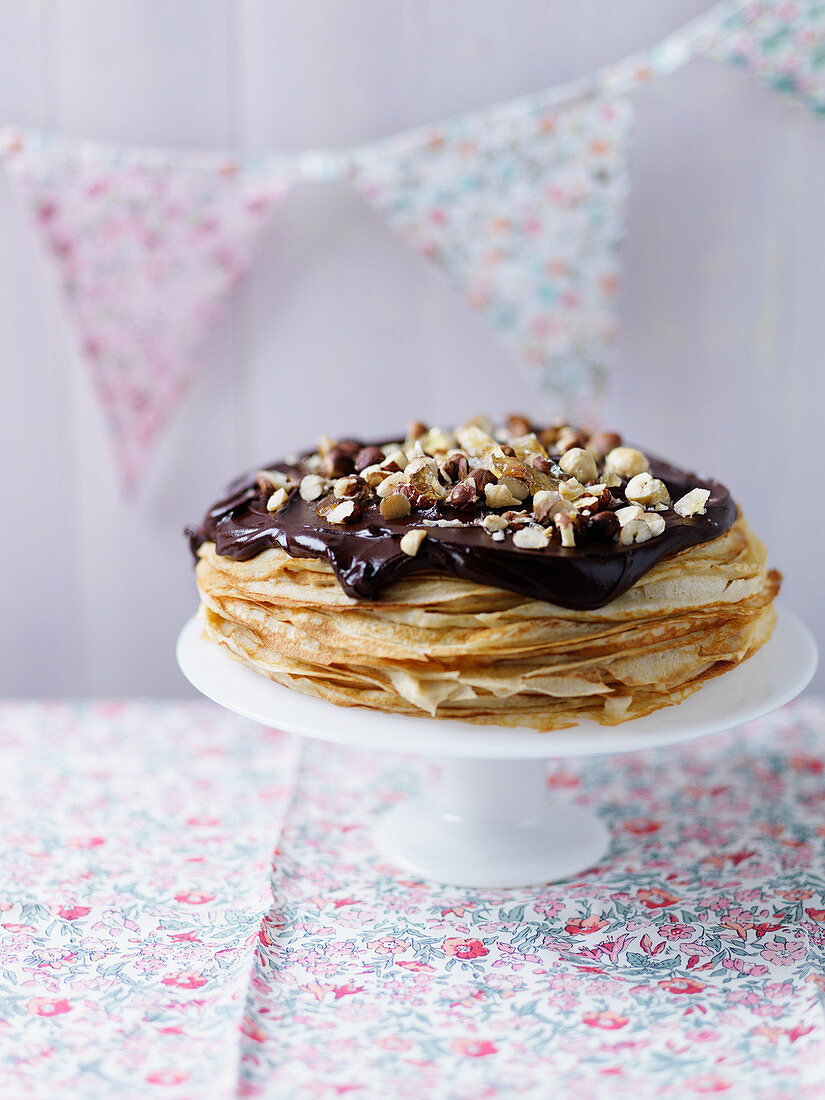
[1,0,823,697]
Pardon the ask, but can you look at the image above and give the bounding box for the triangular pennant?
[2,131,290,496]
[706,0,825,113]
[351,94,633,415]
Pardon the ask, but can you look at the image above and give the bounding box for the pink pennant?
[3,132,289,496]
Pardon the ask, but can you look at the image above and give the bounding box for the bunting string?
[2,0,823,496]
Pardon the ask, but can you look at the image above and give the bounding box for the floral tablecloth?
[1,699,825,1098]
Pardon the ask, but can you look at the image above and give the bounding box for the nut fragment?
[400,529,427,557]
[326,499,361,525]
[554,511,577,547]
[380,449,408,473]
[644,513,666,537]
[376,471,406,499]
[299,474,326,502]
[625,472,670,508]
[499,475,530,502]
[257,469,293,496]
[440,451,470,483]
[513,525,550,550]
[559,447,598,483]
[334,474,368,500]
[615,504,645,526]
[501,509,531,530]
[266,487,290,512]
[418,427,453,455]
[406,420,428,443]
[355,445,384,472]
[559,478,585,501]
[605,446,650,480]
[555,426,589,453]
[531,455,558,477]
[468,467,498,492]
[532,489,563,524]
[481,514,508,534]
[380,493,411,521]
[360,464,388,489]
[485,482,520,509]
[619,517,653,545]
[674,487,711,518]
[446,479,480,512]
[573,494,602,516]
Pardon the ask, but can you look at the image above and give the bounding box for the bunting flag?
[1,0,824,497]
[2,132,289,496]
[351,95,632,415]
[706,1,825,114]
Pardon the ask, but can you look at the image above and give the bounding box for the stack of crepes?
[194,516,779,730]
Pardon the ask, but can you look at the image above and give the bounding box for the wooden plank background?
[1,0,822,697]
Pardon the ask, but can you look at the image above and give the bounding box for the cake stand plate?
[176,606,816,888]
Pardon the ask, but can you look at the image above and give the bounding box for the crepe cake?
[186,416,780,730]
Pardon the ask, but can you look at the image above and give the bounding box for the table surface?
[1,698,825,1099]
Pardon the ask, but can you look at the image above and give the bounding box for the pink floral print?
[2,699,825,1098]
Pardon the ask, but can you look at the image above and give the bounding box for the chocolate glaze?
[187,444,737,611]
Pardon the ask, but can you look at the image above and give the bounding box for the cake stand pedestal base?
[375,757,610,888]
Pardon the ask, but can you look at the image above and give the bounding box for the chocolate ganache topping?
[187,418,737,611]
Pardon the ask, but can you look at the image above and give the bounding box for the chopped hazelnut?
[406,420,428,443]
[468,467,498,492]
[619,517,653,545]
[485,483,520,509]
[605,446,650,480]
[674,487,711,517]
[266,487,290,512]
[615,504,645,526]
[532,489,563,524]
[513,525,550,550]
[555,426,589,453]
[481,514,508,534]
[400,529,427,556]
[299,474,326,502]
[554,511,577,547]
[446,479,480,512]
[380,449,407,472]
[559,478,585,501]
[559,447,598,483]
[334,474,368,500]
[376,471,406,499]
[440,451,470,483]
[644,513,666,537]
[327,499,361,525]
[380,493,412,521]
[625,472,670,508]
[499,475,530,502]
[257,469,293,496]
[361,464,388,489]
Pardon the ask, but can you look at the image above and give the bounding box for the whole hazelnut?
[587,510,620,541]
[505,414,533,438]
[587,430,623,460]
[605,446,650,480]
[324,445,356,478]
[354,445,384,472]
[558,447,598,484]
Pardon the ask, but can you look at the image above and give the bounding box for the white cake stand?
[176,606,816,888]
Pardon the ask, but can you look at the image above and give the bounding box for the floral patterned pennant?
[706,0,825,113]
[351,95,633,417]
[2,131,289,497]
